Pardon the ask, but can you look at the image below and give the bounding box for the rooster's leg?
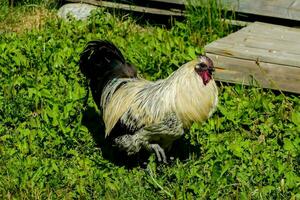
[114,113,183,163]
[114,134,168,163]
[148,144,167,163]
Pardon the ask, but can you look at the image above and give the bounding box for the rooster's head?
[194,55,215,85]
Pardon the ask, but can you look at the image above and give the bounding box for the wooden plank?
[205,22,300,93]
[206,42,300,68]
[67,0,184,16]
[147,0,300,21]
[65,0,300,24]
[240,22,300,38]
[207,53,300,81]
[289,1,300,20]
[147,0,185,5]
[220,0,300,21]
[205,22,300,68]
[66,0,250,27]
[223,19,251,27]
[218,26,300,51]
[216,33,300,55]
[244,22,300,32]
[237,29,300,43]
[207,53,300,93]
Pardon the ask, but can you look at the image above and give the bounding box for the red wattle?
[200,71,211,85]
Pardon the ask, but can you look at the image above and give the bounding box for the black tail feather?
[79,40,126,79]
[79,40,137,107]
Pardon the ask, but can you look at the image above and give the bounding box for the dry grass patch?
[0,6,56,33]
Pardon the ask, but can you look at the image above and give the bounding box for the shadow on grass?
[81,106,202,168]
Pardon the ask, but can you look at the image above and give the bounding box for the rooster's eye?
[199,63,207,68]
[195,63,207,71]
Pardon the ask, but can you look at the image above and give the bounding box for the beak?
[209,67,215,75]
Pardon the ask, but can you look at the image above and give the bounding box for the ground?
[0,2,299,199]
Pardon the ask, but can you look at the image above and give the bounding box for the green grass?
[0,1,300,199]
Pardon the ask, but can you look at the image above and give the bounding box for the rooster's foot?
[150,144,167,163]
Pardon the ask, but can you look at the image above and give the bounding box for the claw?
[150,144,167,163]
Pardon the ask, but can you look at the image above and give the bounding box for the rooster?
[80,40,218,163]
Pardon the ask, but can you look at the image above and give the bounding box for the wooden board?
[147,0,300,21]
[66,0,300,21]
[66,0,249,26]
[147,0,184,4]
[205,22,300,94]
[66,0,300,23]
[220,0,300,21]
[66,0,184,16]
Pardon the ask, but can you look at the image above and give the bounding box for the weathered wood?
[207,54,300,93]
[223,19,251,27]
[67,0,184,16]
[205,22,300,93]
[220,32,300,53]
[205,22,300,68]
[146,0,300,21]
[206,42,300,68]
[66,0,300,21]
[240,22,300,39]
[223,0,300,21]
[156,0,300,21]
[66,0,251,27]
[147,0,185,5]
